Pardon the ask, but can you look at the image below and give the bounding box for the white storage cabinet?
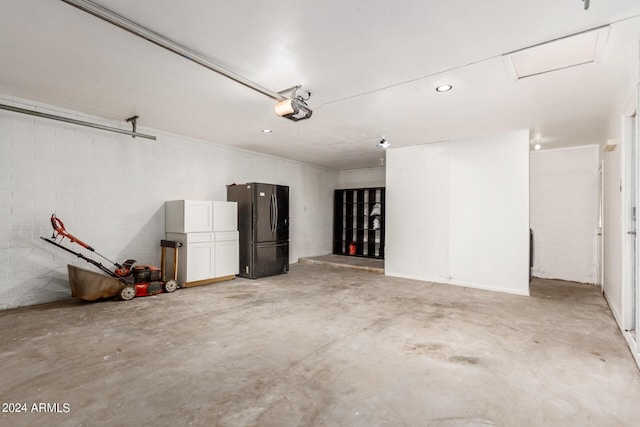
[165,200,238,287]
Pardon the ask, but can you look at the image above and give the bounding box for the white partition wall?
[448,132,530,293]
[385,144,450,283]
[386,130,530,296]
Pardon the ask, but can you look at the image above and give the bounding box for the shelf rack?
[333,187,385,259]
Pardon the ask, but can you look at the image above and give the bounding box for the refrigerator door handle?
[269,194,272,233]
[256,241,288,248]
[269,194,273,233]
[271,193,276,233]
[274,195,278,233]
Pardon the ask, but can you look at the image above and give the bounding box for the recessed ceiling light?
[436,84,453,92]
[261,129,272,133]
[534,143,541,150]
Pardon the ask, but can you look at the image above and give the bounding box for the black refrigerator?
[227,183,289,279]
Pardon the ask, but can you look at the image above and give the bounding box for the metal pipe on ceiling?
[0,103,157,140]
[61,0,286,102]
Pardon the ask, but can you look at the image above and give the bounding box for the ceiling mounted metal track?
[61,0,286,101]
[0,103,157,140]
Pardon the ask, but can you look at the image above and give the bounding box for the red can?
[348,242,356,256]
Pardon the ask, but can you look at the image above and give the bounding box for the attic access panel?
[503,26,609,80]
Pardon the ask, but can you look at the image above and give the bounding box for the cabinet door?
[213,201,238,231]
[186,242,214,282]
[184,201,213,232]
[215,239,239,277]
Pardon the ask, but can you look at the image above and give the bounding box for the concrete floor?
[1,263,639,426]
[299,254,384,273]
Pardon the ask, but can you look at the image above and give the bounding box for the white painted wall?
[0,96,337,309]
[603,125,623,325]
[530,146,599,284]
[337,167,385,189]
[600,75,640,369]
[386,130,530,296]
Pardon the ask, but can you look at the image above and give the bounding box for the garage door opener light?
[274,86,313,122]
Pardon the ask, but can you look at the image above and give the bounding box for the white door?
[620,85,639,360]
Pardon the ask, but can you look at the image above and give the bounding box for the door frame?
[637,104,640,357]
[598,160,604,292]
[621,83,639,365]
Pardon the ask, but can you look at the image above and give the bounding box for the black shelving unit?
[333,187,385,259]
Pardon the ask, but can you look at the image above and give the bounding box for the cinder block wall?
[530,146,599,284]
[0,97,337,309]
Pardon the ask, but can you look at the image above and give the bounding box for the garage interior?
[2,1,640,425]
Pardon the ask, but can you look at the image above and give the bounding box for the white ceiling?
[1,0,639,170]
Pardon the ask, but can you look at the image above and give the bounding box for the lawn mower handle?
[50,214,94,251]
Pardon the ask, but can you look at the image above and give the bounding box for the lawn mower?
[40,214,180,301]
